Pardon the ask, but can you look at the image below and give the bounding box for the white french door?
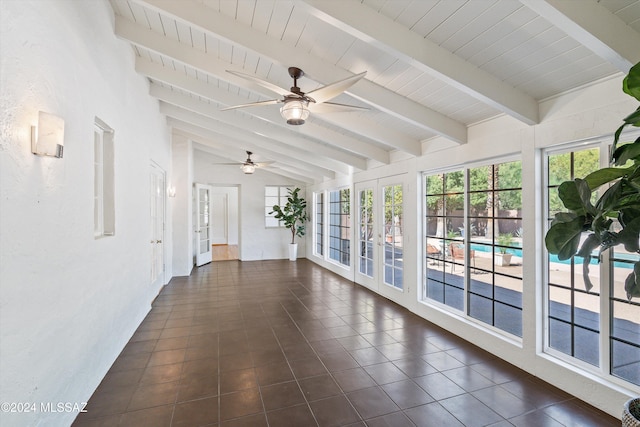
[150,164,165,288]
[355,181,377,290]
[355,176,409,306]
[195,183,213,266]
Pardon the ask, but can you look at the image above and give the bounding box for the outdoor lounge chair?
[426,243,443,265]
[449,242,475,272]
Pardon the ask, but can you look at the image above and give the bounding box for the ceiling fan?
[221,67,368,125]
[212,151,272,174]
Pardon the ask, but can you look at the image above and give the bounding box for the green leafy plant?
[497,233,513,254]
[545,61,640,301]
[270,187,309,244]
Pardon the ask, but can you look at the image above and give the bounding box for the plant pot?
[623,397,640,427]
[289,243,298,261]
[496,253,512,266]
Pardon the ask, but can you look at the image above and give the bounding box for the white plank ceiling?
[110,0,640,181]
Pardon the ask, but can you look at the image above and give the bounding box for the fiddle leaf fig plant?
[270,187,309,244]
[545,61,640,301]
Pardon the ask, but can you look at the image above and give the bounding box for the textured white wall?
[193,150,307,261]
[211,186,239,245]
[0,1,171,426]
[171,133,194,276]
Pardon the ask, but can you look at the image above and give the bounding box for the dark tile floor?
[73,260,619,427]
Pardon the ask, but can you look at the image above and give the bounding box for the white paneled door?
[195,183,213,266]
[150,164,165,287]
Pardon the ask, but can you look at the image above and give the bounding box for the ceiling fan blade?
[226,70,293,97]
[310,102,369,114]
[305,71,367,104]
[220,99,281,111]
[212,162,243,165]
[256,161,275,168]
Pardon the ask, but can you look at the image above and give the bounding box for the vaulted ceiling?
[110,0,640,183]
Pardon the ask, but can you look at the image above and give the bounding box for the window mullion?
[464,167,470,316]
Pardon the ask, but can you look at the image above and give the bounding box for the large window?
[546,144,640,386]
[423,160,524,338]
[424,170,464,310]
[329,188,350,266]
[315,192,324,256]
[94,118,114,238]
[467,161,523,337]
[265,186,290,227]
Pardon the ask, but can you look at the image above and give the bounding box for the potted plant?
[496,233,513,266]
[270,187,308,261]
[544,62,640,425]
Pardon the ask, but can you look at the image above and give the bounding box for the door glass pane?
[383,184,402,289]
[358,189,374,277]
[199,188,210,254]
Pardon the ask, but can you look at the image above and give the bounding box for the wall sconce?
[167,186,176,197]
[32,111,64,158]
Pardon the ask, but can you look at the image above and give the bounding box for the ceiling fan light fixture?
[280,98,310,125]
[241,163,255,174]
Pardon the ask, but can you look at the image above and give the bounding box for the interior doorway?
[211,186,239,261]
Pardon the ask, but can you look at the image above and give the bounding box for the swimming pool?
[469,243,635,269]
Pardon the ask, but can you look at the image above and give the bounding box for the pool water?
[469,243,634,269]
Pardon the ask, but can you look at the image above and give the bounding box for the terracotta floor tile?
[219,388,263,421]
[289,356,328,379]
[254,361,294,386]
[76,260,620,427]
[309,395,361,427]
[364,411,414,427]
[120,405,173,427]
[363,362,409,385]
[260,380,306,410]
[299,374,342,401]
[346,386,399,419]
[172,396,219,427]
[266,404,318,427]
[381,379,434,409]
[219,367,257,393]
[332,368,377,392]
[439,393,503,426]
[404,402,465,427]
[126,381,179,412]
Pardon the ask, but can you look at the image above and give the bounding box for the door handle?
[156,240,162,243]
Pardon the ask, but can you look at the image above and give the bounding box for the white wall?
[212,186,239,245]
[193,149,307,261]
[306,74,639,418]
[0,2,171,426]
[171,132,194,275]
